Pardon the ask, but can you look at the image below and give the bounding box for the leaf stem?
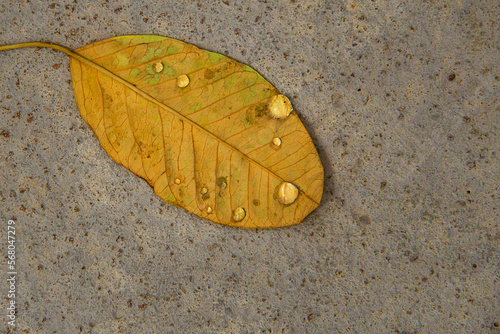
[0,42,116,81]
[0,42,146,97]
[0,42,120,80]
[0,42,76,57]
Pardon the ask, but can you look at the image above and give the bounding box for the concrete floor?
[0,0,499,333]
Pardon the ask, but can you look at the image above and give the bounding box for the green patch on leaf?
[129,68,141,79]
[130,35,166,44]
[190,103,202,113]
[145,64,156,75]
[136,45,161,64]
[162,64,176,77]
[167,45,181,55]
[144,75,160,85]
[208,52,224,64]
[154,46,168,58]
[243,116,254,127]
[115,53,130,68]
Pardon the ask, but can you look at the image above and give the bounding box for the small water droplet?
[177,74,190,88]
[267,94,292,119]
[232,207,246,222]
[153,61,163,73]
[220,182,227,189]
[207,206,213,214]
[272,137,282,147]
[174,178,181,185]
[201,187,208,194]
[277,182,299,205]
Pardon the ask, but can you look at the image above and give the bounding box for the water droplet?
[272,137,282,147]
[153,61,163,73]
[177,74,190,88]
[277,182,299,205]
[232,207,246,222]
[267,94,292,119]
[174,178,181,185]
[207,206,213,214]
[220,182,227,189]
[201,187,208,194]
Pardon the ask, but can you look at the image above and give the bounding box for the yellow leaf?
[0,36,324,228]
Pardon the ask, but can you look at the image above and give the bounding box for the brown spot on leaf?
[216,177,227,188]
[204,69,215,80]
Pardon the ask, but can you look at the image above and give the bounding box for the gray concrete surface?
[0,0,499,333]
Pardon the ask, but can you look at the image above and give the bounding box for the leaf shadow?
[299,117,336,208]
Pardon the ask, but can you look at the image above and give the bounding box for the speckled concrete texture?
[0,0,499,333]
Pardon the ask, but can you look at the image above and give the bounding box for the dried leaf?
[0,36,324,228]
